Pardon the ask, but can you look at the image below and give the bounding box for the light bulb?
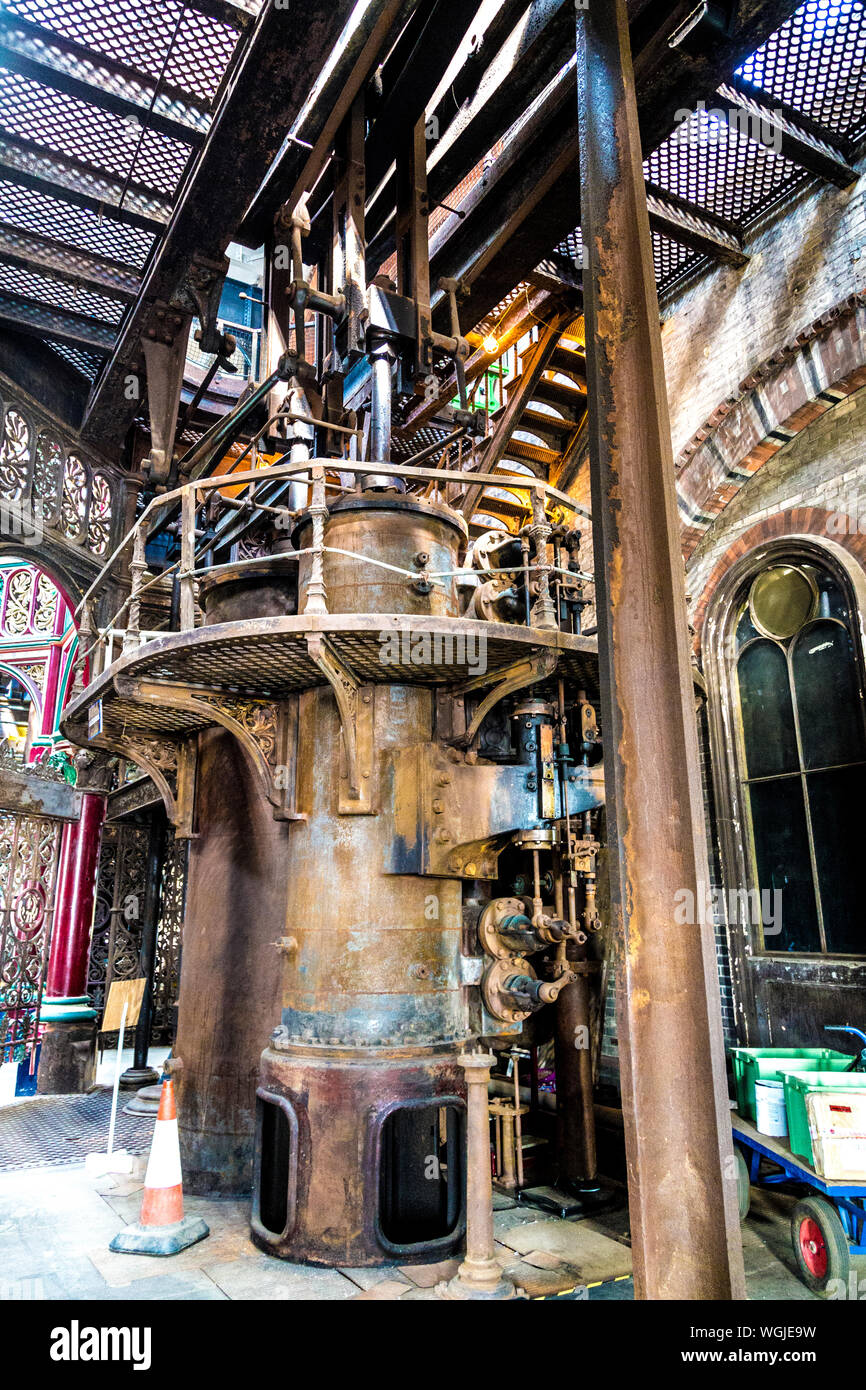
[482,335,499,355]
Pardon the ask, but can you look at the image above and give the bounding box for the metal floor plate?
[0,1090,154,1171]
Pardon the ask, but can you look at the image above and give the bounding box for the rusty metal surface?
[577,0,745,1300]
[293,494,466,618]
[254,1048,465,1266]
[199,557,298,625]
[174,727,287,1195]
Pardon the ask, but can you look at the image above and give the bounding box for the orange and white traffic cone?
[109,1077,209,1256]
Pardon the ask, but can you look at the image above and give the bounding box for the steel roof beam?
[717,77,857,188]
[633,1,811,155]
[0,162,167,240]
[81,0,357,448]
[365,0,570,256]
[424,1,805,337]
[0,328,90,421]
[0,47,206,148]
[0,134,174,227]
[186,0,260,31]
[240,0,419,245]
[645,187,748,266]
[0,223,139,301]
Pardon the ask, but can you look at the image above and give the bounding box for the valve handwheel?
[791,1196,850,1294]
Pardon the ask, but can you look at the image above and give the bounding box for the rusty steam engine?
[62,104,605,1270]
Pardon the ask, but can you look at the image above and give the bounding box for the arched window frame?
[703,536,866,963]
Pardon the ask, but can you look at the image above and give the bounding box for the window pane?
[792,619,866,769]
[747,777,821,952]
[737,640,799,778]
[812,567,850,624]
[735,603,761,650]
[750,565,816,639]
[808,765,866,955]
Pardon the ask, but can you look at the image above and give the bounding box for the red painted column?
[45,791,105,999]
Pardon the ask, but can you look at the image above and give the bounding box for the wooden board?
[101,978,146,1032]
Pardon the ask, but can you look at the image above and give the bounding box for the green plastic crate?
[730,1047,850,1121]
[783,1071,866,1163]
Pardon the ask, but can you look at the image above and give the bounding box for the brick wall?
[594,161,866,1096]
[662,156,866,461]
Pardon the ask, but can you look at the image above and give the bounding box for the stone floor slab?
[498,1219,633,1281]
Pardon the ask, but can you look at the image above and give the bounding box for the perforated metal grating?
[0,2,248,362]
[0,260,126,323]
[652,231,702,289]
[0,1090,154,1170]
[738,0,866,140]
[3,25,212,130]
[61,623,601,751]
[3,0,242,107]
[0,68,193,199]
[0,179,156,268]
[644,107,808,226]
[46,340,106,379]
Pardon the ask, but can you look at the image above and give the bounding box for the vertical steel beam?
[576,0,745,1300]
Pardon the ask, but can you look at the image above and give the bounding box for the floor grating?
[0,1089,154,1171]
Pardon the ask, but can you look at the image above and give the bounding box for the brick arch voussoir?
[691,507,866,639]
[676,292,866,562]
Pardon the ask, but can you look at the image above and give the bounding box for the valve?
[504,971,574,1010]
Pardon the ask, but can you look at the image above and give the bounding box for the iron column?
[576,0,745,1299]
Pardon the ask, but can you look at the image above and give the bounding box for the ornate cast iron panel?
[88,818,186,1043]
[0,809,62,1064]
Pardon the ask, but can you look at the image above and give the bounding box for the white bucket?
[755,1079,788,1137]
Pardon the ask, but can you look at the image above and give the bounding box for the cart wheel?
[734,1146,750,1221]
[791,1197,850,1295]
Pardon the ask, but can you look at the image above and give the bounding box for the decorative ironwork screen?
[88,818,186,1043]
[152,831,186,1044]
[0,809,62,1065]
[88,821,149,1021]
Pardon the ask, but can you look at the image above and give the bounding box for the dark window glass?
[737,640,799,778]
[792,620,866,769]
[748,778,821,953]
[807,765,866,955]
[735,604,761,650]
[813,568,850,624]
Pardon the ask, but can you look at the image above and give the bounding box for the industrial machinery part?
[61,102,606,1268]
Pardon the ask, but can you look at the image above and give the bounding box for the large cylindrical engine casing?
[253,681,469,1262]
[292,494,466,616]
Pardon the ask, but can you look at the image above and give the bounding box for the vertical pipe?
[45,792,105,1000]
[447,1051,513,1299]
[576,0,745,1300]
[180,489,196,631]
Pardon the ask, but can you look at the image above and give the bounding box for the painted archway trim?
[691,507,866,638]
[676,292,866,560]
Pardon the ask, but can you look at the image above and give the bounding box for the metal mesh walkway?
[0,1089,154,1170]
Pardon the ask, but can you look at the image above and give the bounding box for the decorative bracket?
[173,251,234,358]
[113,678,304,822]
[451,648,559,748]
[86,728,197,838]
[140,303,194,485]
[306,634,374,814]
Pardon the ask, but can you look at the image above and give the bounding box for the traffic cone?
[109,1077,209,1255]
